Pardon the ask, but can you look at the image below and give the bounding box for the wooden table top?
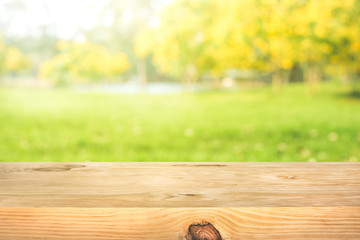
[1,162,360,239]
[1,162,359,208]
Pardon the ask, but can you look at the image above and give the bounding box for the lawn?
[0,83,359,162]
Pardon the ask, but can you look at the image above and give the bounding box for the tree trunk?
[305,62,321,94]
[272,67,285,93]
[137,58,147,93]
[288,63,304,83]
[183,65,197,92]
[352,70,360,93]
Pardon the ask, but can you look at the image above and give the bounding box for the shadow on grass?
[336,90,360,101]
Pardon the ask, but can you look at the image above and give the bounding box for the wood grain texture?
[0,162,359,208]
[0,163,359,239]
[1,207,360,239]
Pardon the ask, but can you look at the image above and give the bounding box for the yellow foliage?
[134,0,360,78]
[0,38,31,75]
[40,41,130,84]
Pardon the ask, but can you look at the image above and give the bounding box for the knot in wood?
[187,222,222,240]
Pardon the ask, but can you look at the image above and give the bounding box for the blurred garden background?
[0,0,359,162]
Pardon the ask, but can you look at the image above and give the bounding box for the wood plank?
[0,162,359,207]
[1,163,359,239]
[1,207,359,239]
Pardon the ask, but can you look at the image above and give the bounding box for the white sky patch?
[0,0,173,39]
[150,17,161,28]
[1,0,106,39]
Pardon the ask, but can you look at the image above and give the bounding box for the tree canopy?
[136,0,360,86]
[40,41,130,86]
[1,0,359,88]
[0,36,31,77]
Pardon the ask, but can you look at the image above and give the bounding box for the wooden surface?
[1,162,359,208]
[1,207,359,239]
[0,162,360,239]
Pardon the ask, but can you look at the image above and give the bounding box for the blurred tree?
[0,0,58,77]
[0,36,32,79]
[136,0,218,90]
[325,0,360,92]
[2,0,360,91]
[84,0,158,92]
[139,0,359,91]
[39,41,130,86]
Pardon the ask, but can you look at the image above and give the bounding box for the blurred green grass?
[0,84,359,162]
